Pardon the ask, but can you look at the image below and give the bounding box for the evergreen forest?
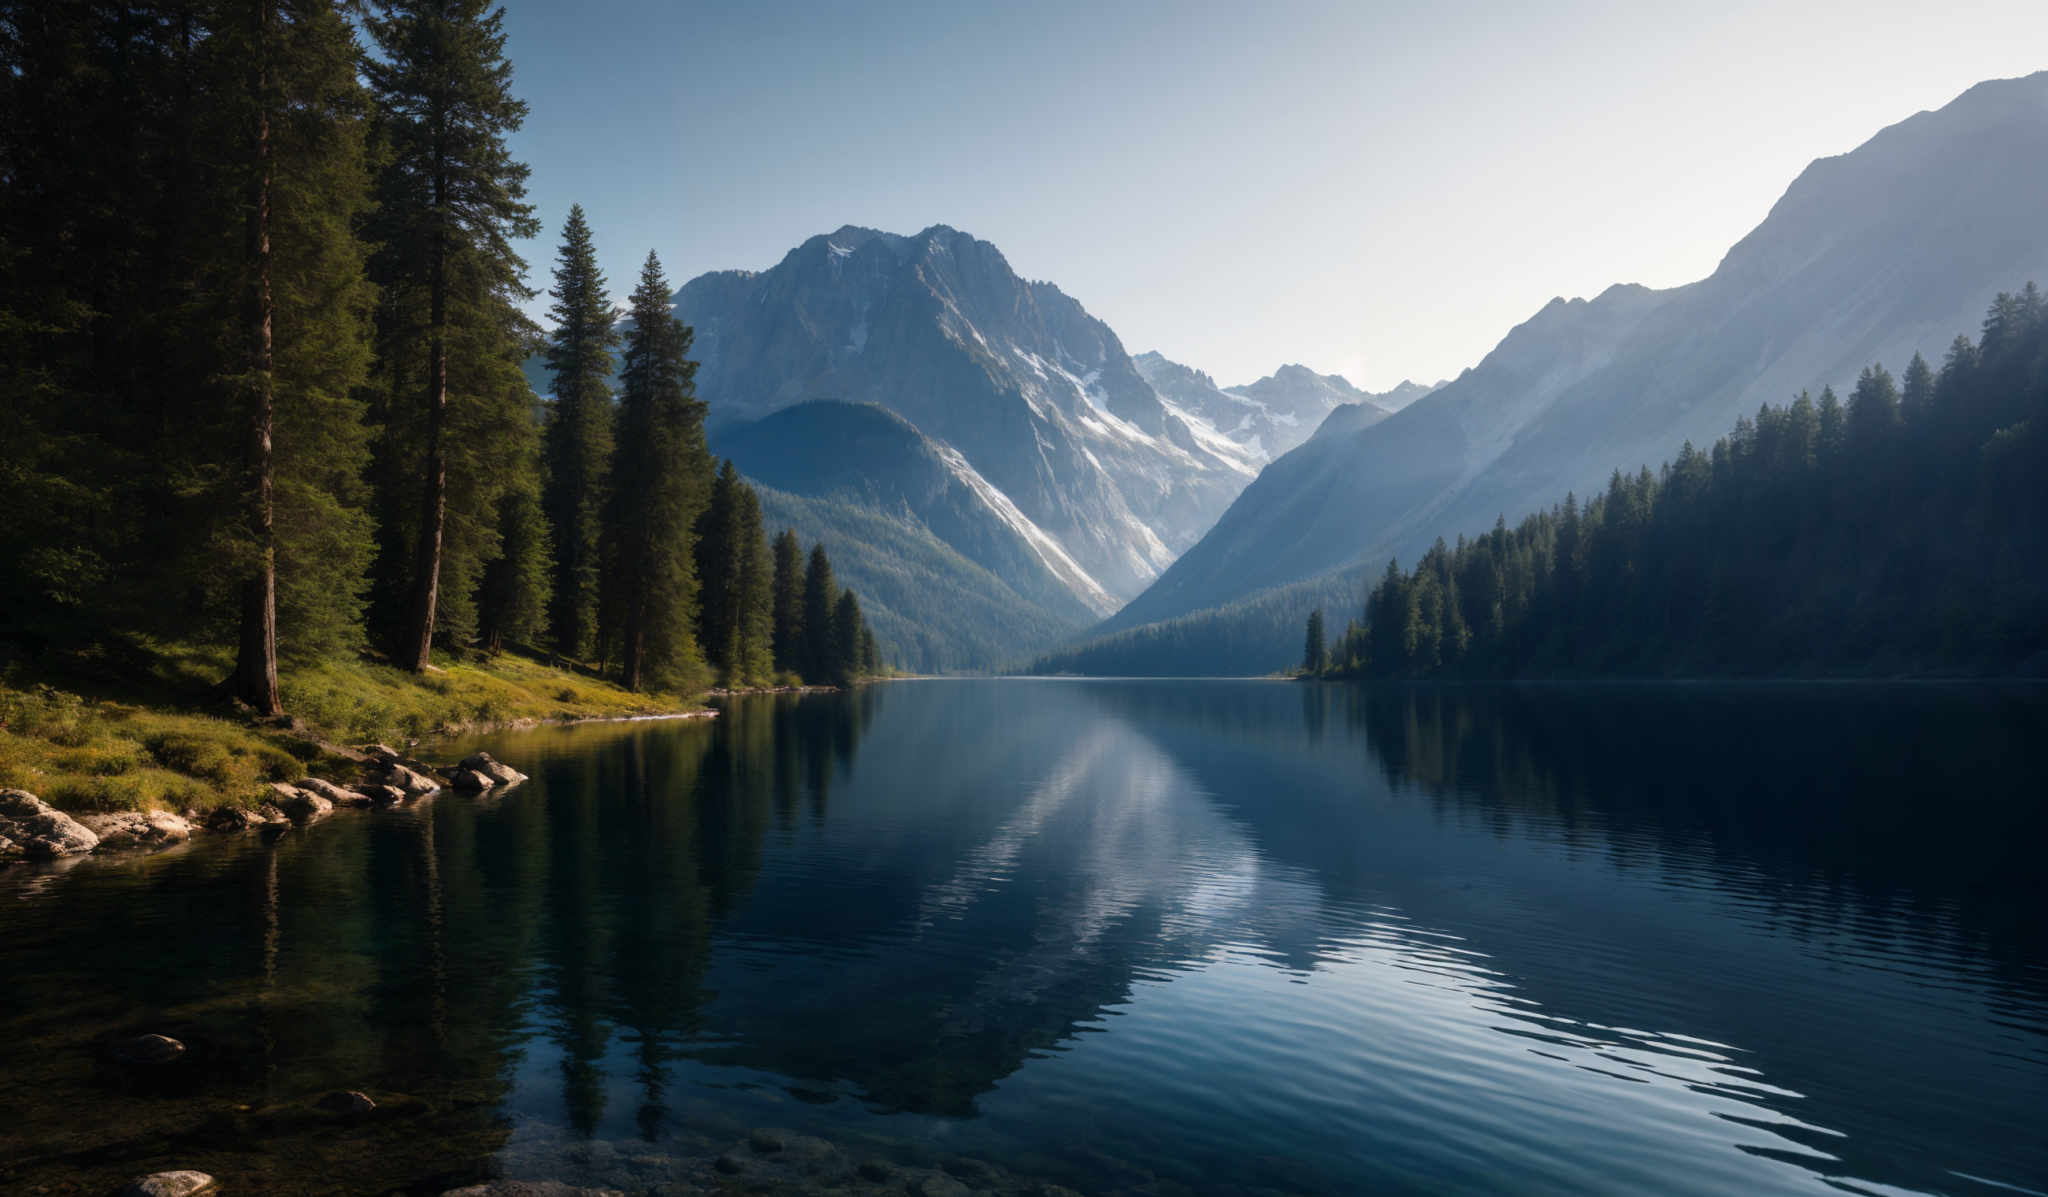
[1303,288,2048,679]
[0,0,882,706]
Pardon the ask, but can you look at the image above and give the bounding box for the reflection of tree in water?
[523,688,883,1138]
[1347,684,2048,976]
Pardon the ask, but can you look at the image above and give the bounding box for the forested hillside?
[1305,289,2048,678]
[0,1,879,703]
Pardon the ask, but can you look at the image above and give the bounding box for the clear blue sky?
[500,0,2048,391]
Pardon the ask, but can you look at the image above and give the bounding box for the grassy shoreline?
[0,644,711,816]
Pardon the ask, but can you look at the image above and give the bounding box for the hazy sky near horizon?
[500,0,2047,392]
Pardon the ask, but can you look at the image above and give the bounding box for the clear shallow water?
[3,680,2045,1196]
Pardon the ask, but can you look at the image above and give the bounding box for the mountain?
[1132,353,1437,462]
[711,401,1105,671]
[674,225,1257,607]
[1078,71,2048,667]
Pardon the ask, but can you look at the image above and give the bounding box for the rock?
[111,1033,187,1065]
[82,809,194,852]
[207,803,287,831]
[857,1160,893,1182]
[460,751,527,785]
[1028,1186,1084,1197]
[294,777,361,806]
[119,1172,217,1197]
[912,1173,973,1197]
[747,1129,784,1154]
[378,764,441,796]
[355,783,407,805]
[316,1089,376,1116]
[268,784,333,822]
[0,833,23,861]
[448,767,496,792]
[0,789,101,857]
[359,743,401,764]
[713,1154,744,1175]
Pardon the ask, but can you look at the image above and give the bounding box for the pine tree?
[1302,609,1327,674]
[694,460,744,684]
[600,252,711,692]
[540,203,616,660]
[770,529,805,675]
[364,0,539,670]
[801,544,837,683]
[478,442,551,654]
[733,482,776,685]
[832,590,865,685]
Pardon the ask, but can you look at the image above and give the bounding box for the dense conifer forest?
[1304,289,2048,679]
[0,1,881,701]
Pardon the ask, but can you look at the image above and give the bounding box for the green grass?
[0,644,703,815]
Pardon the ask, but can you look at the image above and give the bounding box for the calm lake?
[3,680,2045,1196]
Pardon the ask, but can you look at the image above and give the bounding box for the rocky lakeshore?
[0,746,533,865]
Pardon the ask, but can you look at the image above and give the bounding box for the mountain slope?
[1094,70,2048,651]
[710,402,1105,672]
[675,226,1256,606]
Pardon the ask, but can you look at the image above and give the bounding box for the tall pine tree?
[541,203,615,661]
[363,0,539,670]
[600,252,711,692]
[769,529,805,676]
[800,544,836,684]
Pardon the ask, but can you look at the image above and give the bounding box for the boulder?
[82,810,194,852]
[354,783,408,806]
[294,777,362,806]
[316,1089,376,1116]
[119,1172,217,1197]
[448,768,496,792]
[110,1033,187,1065]
[378,764,441,796]
[459,751,527,785]
[0,789,101,857]
[267,784,333,822]
[359,743,401,764]
[0,833,23,861]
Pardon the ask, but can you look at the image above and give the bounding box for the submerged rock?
[911,1173,973,1197]
[110,1033,187,1066]
[0,789,100,857]
[119,1172,217,1197]
[316,1089,376,1116]
[81,809,193,852]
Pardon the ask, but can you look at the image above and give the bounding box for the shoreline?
[0,679,873,867]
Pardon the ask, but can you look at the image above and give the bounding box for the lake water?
[3,680,2045,1196]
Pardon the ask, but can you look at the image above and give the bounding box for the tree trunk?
[233,0,282,716]
[400,156,449,671]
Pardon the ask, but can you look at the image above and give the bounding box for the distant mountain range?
[675,225,1400,670]
[1131,353,1440,462]
[1051,69,2048,673]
